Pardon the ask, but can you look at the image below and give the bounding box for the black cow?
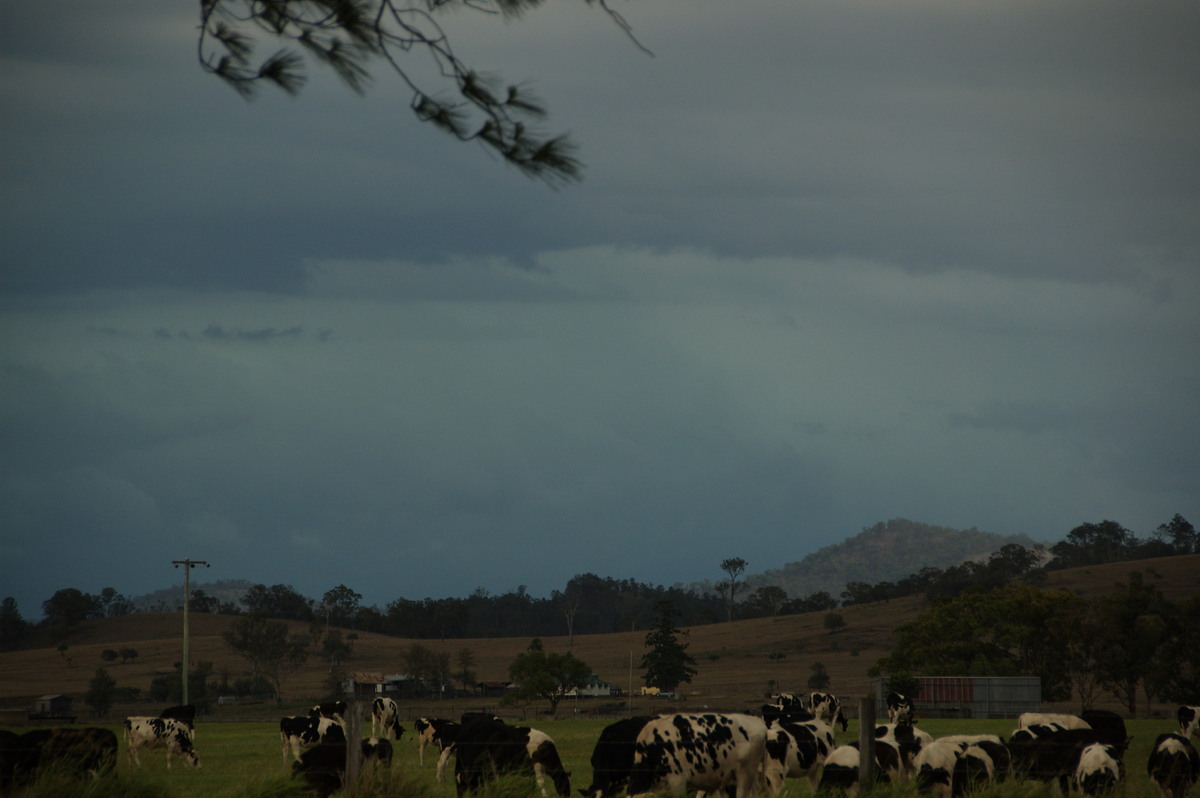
[453,717,571,797]
[0,727,117,792]
[1148,733,1200,798]
[293,737,346,798]
[578,716,653,798]
[1009,727,1127,792]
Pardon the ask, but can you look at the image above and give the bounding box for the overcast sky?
[2,0,1198,619]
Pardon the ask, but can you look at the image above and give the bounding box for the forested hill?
[747,518,1039,599]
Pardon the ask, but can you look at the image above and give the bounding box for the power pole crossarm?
[173,558,210,706]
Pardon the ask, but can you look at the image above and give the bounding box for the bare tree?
[717,558,748,622]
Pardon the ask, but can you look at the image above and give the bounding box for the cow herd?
[1,697,1198,797]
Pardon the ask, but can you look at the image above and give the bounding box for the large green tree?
[641,600,697,692]
[872,585,1076,701]
[197,0,646,185]
[85,667,117,718]
[42,588,101,640]
[505,639,591,715]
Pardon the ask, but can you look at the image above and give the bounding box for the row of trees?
[872,569,1200,715]
[3,515,1193,650]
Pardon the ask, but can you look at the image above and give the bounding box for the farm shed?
[872,676,1040,719]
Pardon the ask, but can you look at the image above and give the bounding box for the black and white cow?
[578,716,654,798]
[361,737,394,768]
[1073,742,1124,797]
[414,717,454,766]
[914,738,970,798]
[953,742,1005,797]
[309,701,348,725]
[762,692,816,725]
[763,719,837,794]
[1179,706,1200,739]
[280,715,346,764]
[452,717,571,798]
[810,692,849,732]
[159,704,197,736]
[887,692,914,724]
[0,727,118,791]
[818,740,905,796]
[627,713,768,798]
[1148,733,1200,798]
[125,717,201,769]
[370,697,404,740]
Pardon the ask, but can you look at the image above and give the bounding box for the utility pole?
[173,558,210,706]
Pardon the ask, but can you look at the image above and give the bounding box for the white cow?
[763,719,836,794]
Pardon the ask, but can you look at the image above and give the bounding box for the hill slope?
[2,553,1195,718]
[749,518,1039,598]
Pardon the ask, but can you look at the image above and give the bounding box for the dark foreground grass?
[2,717,1185,797]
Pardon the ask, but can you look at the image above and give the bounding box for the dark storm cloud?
[2,1,1198,617]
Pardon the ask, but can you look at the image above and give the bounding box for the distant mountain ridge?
[130,579,254,612]
[746,518,1040,600]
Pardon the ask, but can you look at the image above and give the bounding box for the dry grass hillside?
[2,554,1196,719]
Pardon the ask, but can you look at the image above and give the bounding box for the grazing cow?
[280,715,346,764]
[578,716,654,798]
[1148,733,1200,798]
[293,737,346,798]
[309,701,348,725]
[763,693,815,725]
[1009,727,1125,792]
[159,704,197,736]
[953,742,1003,797]
[1073,742,1124,797]
[887,692,914,724]
[914,739,970,798]
[1178,706,1200,739]
[414,717,454,766]
[810,692,849,732]
[818,740,905,796]
[0,727,117,791]
[453,717,571,798]
[370,697,404,740]
[362,737,394,768]
[125,717,200,769]
[627,713,768,798]
[1017,712,1091,731]
[763,719,837,794]
[1080,710,1129,745]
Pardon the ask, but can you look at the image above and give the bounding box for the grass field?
[2,716,1187,797]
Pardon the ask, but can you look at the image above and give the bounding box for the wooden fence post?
[345,700,363,785]
[859,696,876,790]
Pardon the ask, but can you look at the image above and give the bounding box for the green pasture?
[2,717,1189,797]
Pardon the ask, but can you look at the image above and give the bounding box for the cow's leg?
[436,744,454,782]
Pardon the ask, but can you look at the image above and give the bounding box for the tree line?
[2,515,1193,650]
[871,569,1200,716]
